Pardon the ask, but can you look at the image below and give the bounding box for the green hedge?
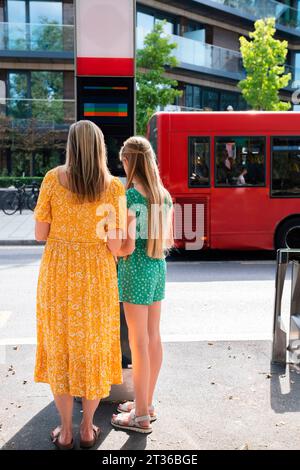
[0,177,43,189]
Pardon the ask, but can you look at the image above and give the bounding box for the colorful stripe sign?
[84,86,129,91]
[84,103,128,117]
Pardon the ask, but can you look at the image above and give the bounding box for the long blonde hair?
[66,120,111,202]
[120,136,173,259]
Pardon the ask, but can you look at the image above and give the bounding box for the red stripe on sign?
[77,58,134,76]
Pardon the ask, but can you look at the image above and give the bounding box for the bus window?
[188,137,210,187]
[215,136,265,187]
[272,137,300,197]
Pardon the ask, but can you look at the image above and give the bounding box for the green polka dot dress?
[118,187,168,306]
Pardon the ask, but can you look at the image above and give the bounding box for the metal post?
[272,250,288,363]
[272,249,300,365]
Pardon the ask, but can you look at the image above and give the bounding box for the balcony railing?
[0,98,75,128]
[137,27,244,78]
[0,22,74,54]
[199,0,300,33]
[171,34,243,77]
[137,26,300,91]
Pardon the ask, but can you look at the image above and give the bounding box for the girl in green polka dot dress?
[111,136,174,434]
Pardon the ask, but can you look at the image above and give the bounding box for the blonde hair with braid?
[120,136,173,259]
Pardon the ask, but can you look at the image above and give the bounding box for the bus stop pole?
[272,249,300,365]
[272,250,288,364]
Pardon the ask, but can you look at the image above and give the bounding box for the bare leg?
[53,394,74,445]
[147,301,163,407]
[80,398,101,442]
[122,302,150,427]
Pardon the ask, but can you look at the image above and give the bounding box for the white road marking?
[161,333,272,342]
[0,337,36,346]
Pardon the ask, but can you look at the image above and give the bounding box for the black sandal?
[80,425,101,449]
[51,430,74,450]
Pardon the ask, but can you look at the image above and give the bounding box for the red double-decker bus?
[148,111,300,250]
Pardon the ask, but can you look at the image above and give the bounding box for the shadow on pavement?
[1,400,147,451]
[270,363,300,413]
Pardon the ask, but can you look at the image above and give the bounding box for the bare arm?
[117,210,136,257]
[165,206,174,249]
[106,228,123,257]
[35,221,50,242]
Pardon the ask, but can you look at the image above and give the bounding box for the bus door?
[172,134,211,250]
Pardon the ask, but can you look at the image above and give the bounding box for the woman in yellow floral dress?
[34,120,125,449]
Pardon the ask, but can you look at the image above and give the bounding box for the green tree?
[239,18,291,111]
[136,21,182,135]
[34,17,63,52]
[31,71,64,123]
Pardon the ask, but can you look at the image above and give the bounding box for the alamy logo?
[96,197,205,250]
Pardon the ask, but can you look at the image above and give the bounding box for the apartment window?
[7,0,26,22]
[220,92,239,111]
[183,21,206,43]
[30,1,63,24]
[8,72,28,99]
[203,89,219,110]
[6,0,63,23]
[137,6,177,35]
[215,137,266,187]
[189,137,210,187]
[272,136,300,197]
[0,72,6,101]
[184,84,248,111]
[7,1,26,49]
[6,1,64,51]
[294,52,300,84]
[8,72,30,118]
[185,85,201,109]
[137,11,154,32]
[7,71,64,119]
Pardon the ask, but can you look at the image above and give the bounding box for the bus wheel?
[275,217,300,249]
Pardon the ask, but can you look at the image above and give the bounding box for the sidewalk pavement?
[0,211,37,245]
[1,340,300,450]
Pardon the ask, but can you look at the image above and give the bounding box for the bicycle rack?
[272,249,300,364]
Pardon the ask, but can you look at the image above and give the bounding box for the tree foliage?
[239,18,291,111]
[136,21,182,135]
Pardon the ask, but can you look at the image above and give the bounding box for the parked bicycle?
[2,183,40,215]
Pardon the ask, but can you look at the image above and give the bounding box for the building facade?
[0,0,75,176]
[0,0,299,176]
[136,0,300,111]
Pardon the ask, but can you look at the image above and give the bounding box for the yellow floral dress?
[34,167,126,400]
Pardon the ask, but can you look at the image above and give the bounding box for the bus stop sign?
[75,0,135,175]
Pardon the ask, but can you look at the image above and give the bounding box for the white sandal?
[117,401,157,422]
[111,409,152,434]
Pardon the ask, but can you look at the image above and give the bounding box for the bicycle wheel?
[2,192,19,215]
[27,193,38,211]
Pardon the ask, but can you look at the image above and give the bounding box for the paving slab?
[0,211,37,245]
[1,341,300,450]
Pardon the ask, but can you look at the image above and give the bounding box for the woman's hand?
[107,228,123,257]
[115,210,136,257]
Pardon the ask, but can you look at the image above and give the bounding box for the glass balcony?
[0,22,74,54]
[171,34,243,77]
[0,98,75,127]
[200,0,300,33]
[137,26,300,92]
[285,65,300,90]
[137,27,244,79]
